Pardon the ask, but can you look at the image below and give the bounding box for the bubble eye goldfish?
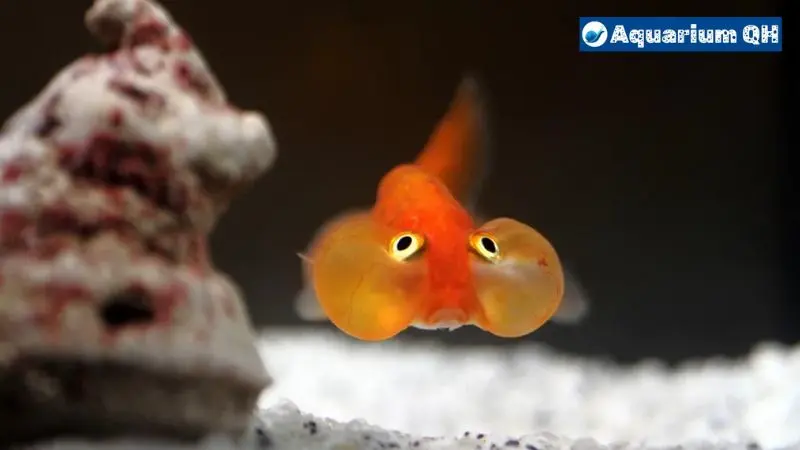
[295,76,589,341]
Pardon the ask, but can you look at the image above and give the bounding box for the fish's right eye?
[389,232,425,261]
[469,232,501,262]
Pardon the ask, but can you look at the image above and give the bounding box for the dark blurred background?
[0,1,793,364]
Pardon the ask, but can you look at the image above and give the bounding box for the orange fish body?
[297,77,584,341]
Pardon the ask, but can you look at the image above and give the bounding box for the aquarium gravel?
[28,328,800,450]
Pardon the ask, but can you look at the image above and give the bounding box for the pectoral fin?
[299,211,425,341]
[551,267,590,324]
[294,279,327,321]
[470,217,565,338]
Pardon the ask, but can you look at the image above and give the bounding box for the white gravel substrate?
[25,328,800,450]
[255,328,800,450]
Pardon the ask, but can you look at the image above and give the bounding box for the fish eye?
[469,233,500,261]
[389,232,425,261]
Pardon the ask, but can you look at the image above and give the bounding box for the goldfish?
[295,76,589,341]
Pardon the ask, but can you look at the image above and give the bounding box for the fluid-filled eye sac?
[389,232,425,261]
[307,213,424,341]
[469,218,565,338]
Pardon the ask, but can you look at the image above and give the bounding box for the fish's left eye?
[470,233,500,261]
[389,232,425,261]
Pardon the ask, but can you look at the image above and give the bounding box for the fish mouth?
[425,308,468,330]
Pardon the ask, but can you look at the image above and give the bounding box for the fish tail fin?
[414,73,491,210]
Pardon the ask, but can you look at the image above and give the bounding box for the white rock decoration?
[0,0,276,445]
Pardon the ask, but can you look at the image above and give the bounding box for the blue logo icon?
[582,21,608,47]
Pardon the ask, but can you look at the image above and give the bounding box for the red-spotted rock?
[0,0,275,445]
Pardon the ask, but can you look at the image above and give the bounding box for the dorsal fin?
[414,75,491,211]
